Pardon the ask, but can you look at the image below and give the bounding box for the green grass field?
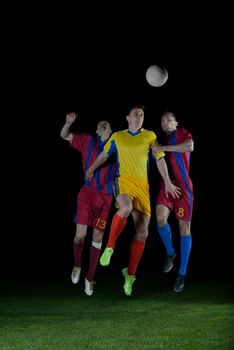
[0,272,233,350]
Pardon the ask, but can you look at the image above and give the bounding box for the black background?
[1,6,232,282]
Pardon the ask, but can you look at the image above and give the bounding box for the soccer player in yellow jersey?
[86,105,181,296]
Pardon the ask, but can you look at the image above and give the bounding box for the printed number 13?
[96,218,106,229]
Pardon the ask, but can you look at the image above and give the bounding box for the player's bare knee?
[119,204,132,217]
[92,230,103,243]
[74,236,85,244]
[179,221,190,235]
[135,229,148,241]
[157,215,167,227]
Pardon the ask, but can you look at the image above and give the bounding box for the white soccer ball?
[146,65,168,87]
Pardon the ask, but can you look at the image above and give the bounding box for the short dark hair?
[128,104,145,114]
[161,111,176,121]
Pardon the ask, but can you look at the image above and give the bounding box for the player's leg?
[174,192,193,292]
[122,209,150,296]
[85,192,113,295]
[156,204,176,272]
[100,193,132,266]
[71,224,88,284]
[129,209,149,274]
[84,228,104,296]
[71,185,91,284]
[174,220,192,292]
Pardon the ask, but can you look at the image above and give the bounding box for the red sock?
[128,239,145,276]
[86,244,101,282]
[73,241,84,267]
[106,214,126,249]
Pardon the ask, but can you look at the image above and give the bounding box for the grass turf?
[0,272,233,350]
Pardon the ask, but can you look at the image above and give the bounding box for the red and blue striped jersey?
[166,128,193,192]
[70,133,116,194]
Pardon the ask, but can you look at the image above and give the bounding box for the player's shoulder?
[71,132,91,143]
[178,127,189,133]
[73,132,92,138]
[142,128,156,137]
[177,127,192,137]
[118,129,128,133]
[112,129,128,137]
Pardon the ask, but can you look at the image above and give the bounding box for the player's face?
[128,108,144,129]
[161,114,178,134]
[96,120,112,138]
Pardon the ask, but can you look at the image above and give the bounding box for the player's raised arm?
[85,151,110,180]
[60,112,77,141]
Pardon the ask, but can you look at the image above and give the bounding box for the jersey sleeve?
[70,133,90,151]
[151,131,165,161]
[180,128,193,142]
[103,134,117,156]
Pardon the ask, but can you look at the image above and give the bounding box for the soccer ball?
[146,65,168,87]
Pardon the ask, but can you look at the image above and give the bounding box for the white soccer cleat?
[71,266,81,284]
[85,278,95,296]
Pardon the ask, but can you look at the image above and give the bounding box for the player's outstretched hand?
[86,167,94,181]
[66,112,77,125]
[165,182,182,199]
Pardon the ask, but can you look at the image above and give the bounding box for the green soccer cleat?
[122,267,136,296]
[100,247,114,266]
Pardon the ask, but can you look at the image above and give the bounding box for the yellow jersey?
[104,128,164,182]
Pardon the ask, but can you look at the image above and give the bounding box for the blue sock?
[179,235,192,276]
[157,223,175,256]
